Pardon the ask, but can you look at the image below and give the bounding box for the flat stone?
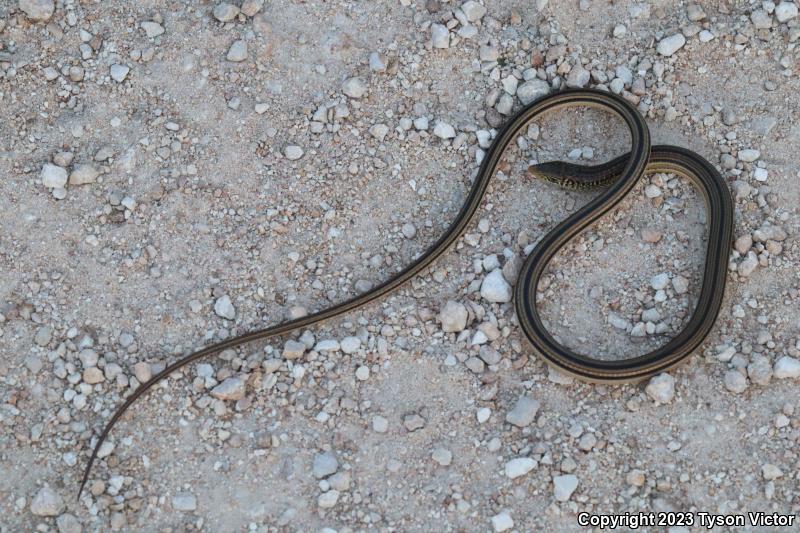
[19,0,55,22]
[516,79,550,105]
[431,447,452,466]
[724,370,748,393]
[461,1,487,22]
[491,511,514,532]
[213,3,240,22]
[738,251,758,277]
[553,474,579,501]
[30,487,64,516]
[34,326,53,346]
[738,149,760,162]
[645,373,675,403]
[403,413,426,431]
[505,395,540,427]
[172,492,197,512]
[284,145,304,160]
[433,121,456,139]
[505,457,536,479]
[656,34,686,56]
[283,339,306,360]
[141,21,165,38]
[109,64,130,82]
[41,164,68,188]
[314,339,340,352]
[69,164,100,185]
[56,513,82,533]
[210,376,246,401]
[480,269,512,303]
[774,356,800,379]
[566,65,590,88]
[318,490,340,508]
[439,300,468,332]
[776,2,799,23]
[313,451,339,478]
[340,336,361,354]
[751,9,773,29]
[214,295,236,320]
[342,77,367,98]
[431,23,450,48]
[226,40,248,62]
[241,0,264,17]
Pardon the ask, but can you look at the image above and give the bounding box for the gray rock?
[461,1,487,22]
[210,376,246,400]
[505,457,537,479]
[314,339,340,352]
[672,275,689,294]
[516,79,550,105]
[491,511,514,532]
[431,447,452,466]
[284,145,304,160]
[505,395,540,427]
[774,356,800,379]
[372,415,389,433]
[751,9,773,29]
[109,64,130,82]
[656,34,686,56]
[34,326,53,346]
[56,513,82,533]
[734,234,753,254]
[241,0,264,17]
[645,373,675,403]
[313,451,339,478]
[19,0,54,22]
[41,164,68,188]
[738,148,760,162]
[214,295,236,319]
[439,300,468,332]
[553,474,578,501]
[226,40,248,62]
[340,336,361,354]
[753,225,787,242]
[141,21,165,38]
[566,65,590,88]
[30,487,64,516]
[342,77,367,98]
[650,273,670,290]
[747,355,773,385]
[686,4,706,21]
[369,51,386,71]
[318,490,340,508]
[172,492,197,512]
[282,339,306,360]
[724,370,748,393]
[776,2,798,23]
[738,251,759,277]
[505,457,536,478]
[69,164,100,185]
[480,269,512,303]
[433,121,456,139]
[431,23,450,48]
[403,413,426,431]
[213,3,240,22]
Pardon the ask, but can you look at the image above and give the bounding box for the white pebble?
[645,373,675,404]
[656,34,686,56]
[505,457,536,479]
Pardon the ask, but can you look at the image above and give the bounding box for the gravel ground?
[1,0,800,531]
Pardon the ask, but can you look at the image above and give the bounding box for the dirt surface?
[1,0,799,531]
